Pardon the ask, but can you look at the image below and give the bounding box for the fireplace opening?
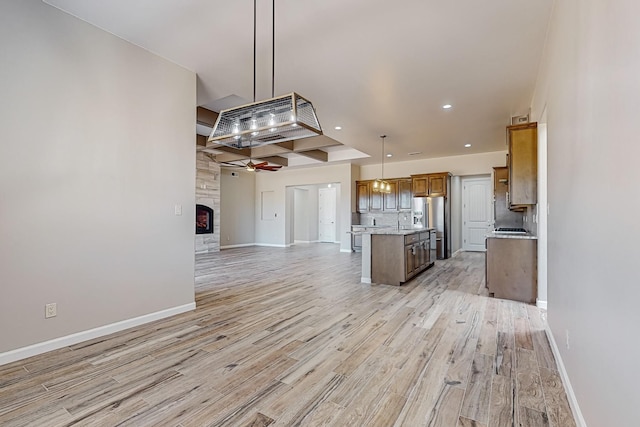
[196,204,214,234]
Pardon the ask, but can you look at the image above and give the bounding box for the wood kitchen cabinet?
[508,122,537,208]
[357,178,411,212]
[428,174,448,196]
[369,186,383,211]
[411,172,451,197]
[398,179,412,210]
[383,180,398,211]
[411,175,428,197]
[356,181,370,213]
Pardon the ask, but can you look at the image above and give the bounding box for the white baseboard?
[340,248,353,253]
[0,302,195,366]
[536,299,548,310]
[220,243,254,249]
[543,321,587,427]
[254,243,290,248]
[361,277,371,284]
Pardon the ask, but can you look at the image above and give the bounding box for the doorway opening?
[287,183,340,246]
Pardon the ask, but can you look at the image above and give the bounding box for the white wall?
[255,164,354,251]
[292,185,320,243]
[220,169,256,247]
[531,0,640,425]
[359,150,507,179]
[0,0,196,357]
[294,188,310,242]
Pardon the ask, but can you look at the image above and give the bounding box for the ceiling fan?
[221,159,283,172]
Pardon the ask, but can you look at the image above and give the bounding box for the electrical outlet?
[45,303,57,318]
[565,329,570,350]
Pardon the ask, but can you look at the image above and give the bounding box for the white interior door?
[319,187,336,242]
[462,176,492,251]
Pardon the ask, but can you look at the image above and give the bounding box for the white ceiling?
[43,0,554,166]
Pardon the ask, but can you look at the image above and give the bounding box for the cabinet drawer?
[404,234,419,245]
[420,232,430,241]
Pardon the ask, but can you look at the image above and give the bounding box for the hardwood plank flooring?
[0,244,576,426]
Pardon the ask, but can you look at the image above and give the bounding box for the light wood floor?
[0,244,576,426]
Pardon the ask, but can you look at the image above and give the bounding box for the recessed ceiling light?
[334,126,342,130]
[442,104,452,109]
[386,153,393,158]
[464,143,471,148]
[408,151,422,156]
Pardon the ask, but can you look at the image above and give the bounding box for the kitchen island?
[359,227,435,285]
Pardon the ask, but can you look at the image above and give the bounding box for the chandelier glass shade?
[371,135,391,194]
[371,178,392,194]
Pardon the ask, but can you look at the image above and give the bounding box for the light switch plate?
[174,204,182,216]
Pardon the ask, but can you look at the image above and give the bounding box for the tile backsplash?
[359,212,412,229]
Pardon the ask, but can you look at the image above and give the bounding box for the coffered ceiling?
[43,0,554,168]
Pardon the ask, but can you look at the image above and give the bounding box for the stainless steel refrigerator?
[412,196,451,259]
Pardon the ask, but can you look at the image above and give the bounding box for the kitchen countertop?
[360,227,433,236]
[486,231,537,240]
[370,227,433,236]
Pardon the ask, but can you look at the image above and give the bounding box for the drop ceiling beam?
[293,137,341,151]
[196,106,219,127]
[251,144,293,158]
[208,145,252,158]
[297,149,328,162]
[252,156,288,167]
[215,152,251,163]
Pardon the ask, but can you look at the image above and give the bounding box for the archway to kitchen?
[286,183,341,247]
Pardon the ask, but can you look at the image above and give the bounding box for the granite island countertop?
[369,227,433,236]
[349,226,432,236]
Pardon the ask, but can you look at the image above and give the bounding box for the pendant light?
[372,135,392,194]
[208,0,322,149]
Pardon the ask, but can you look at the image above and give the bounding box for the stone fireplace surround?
[195,152,220,253]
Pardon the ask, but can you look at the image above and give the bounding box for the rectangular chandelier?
[208,92,322,149]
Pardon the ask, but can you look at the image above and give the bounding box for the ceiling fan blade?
[253,162,268,168]
[257,165,283,171]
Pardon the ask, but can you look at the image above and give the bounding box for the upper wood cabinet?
[411,176,428,197]
[428,173,448,197]
[411,172,451,197]
[369,186,383,211]
[383,179,398,211]
[508,122,537,207]
[356,181,370,213]
[398,179,412,210]
[358,173,449,213]
[356,178,411,212]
